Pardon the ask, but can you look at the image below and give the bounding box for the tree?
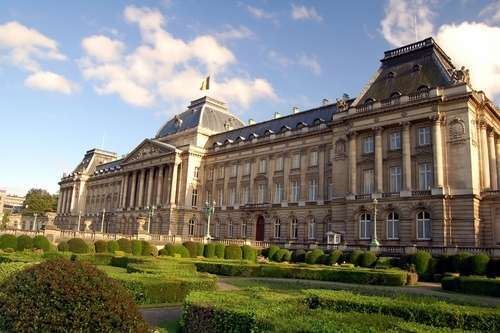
[23,189,57,215]
[1,212,10,230]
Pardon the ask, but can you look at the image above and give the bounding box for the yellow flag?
[200,76,210,91]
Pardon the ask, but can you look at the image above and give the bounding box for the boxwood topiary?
[272,249,289,262]
[106,240,119,253]
[241,245,256,262]
[94,240,108,253]
[467,253,490,276]
[141,241,153,256]
[349,250,363,266]
[131,240,142,256]
[323,250,343,265]
[32,235,51,252]
[215,243,226,258]
[0,235,17,250]
[267,246,280,260]
[450,252,472,274]
[16,235,33,251]
[117,238,132,254]
[358,251,378,268]
[410,251,432,276]
[283,249,292,262]
[57,241,69,252]
[67,238,89,254]
[305,249,324,265]
[161,244,176,256]
[0,258,149,332]
[225,244,242,260]
[204,244,216,258]
[174,245,190,258]
[183,241,199,258]
[488,258,500,277]
[292,249,306,263]
[196,242,204,257]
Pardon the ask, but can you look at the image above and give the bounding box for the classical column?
[402,122,412,191]
[121,173,129,208]
[156,165,164,206]
[61,189,67,213]
[300,150,307,201]
[283,154,290,203]
[374,127,383,193]
[318,147,325,201]
[249,159,256,203]
[137,169,146,208]
[348,132,357,195]
[146,167,155,206]
[170,163,179,205]
[432,116,444,188]
[70,185,78,214]
[57,190,63,213]
[480,122,491,189]
[129,171,137,208]
[488,131,498,190]
[496,141,500,190]
[235,162,242,205]
[267,157,274,203]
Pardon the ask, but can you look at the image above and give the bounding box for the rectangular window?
[259,159,267,173]
[241,186,250,204]
[205,190,211,203]
[231,164,238,177]
[418,163,433,190]
[218,166,224,179]
[292,153,300,169]
[228,187,236,206]
[193,167,199,179]
[308,222,316,239]
[363,169,374,194]
[291,219,298,239]
[257,184,266,204]
[309,151,318,166]
[208,168,214,180]
[308,179,318,201]
[244,161,251,175]
[291,180,300,202]
[191,189,198,207]
[275,156,284,171]
[217,188,223,206]
[359,215,372,240]
[418,127,431,146]
[390,166,402,192]
[389,132,401,150]
[274,183,283,203]
[363,136,374,154]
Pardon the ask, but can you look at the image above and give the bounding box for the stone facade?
[56,38,500,247]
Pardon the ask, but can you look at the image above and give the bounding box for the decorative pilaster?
[432,116,444,189]
[318,146,325,201]
[488,131,498,190]
[402,122,412,192]
[57,190,63,213]
[121,173,129,208]
[61,189,68,213]
[146,167,154,206]
[283,153,290,205]
[129,171,137,208]
[170,162,179,205]
[69,186,77,213]
[374,127,383,193]
[480,122,491,189]
[348,131,357,195]
[137,169,146,208]
[156,165,164,206]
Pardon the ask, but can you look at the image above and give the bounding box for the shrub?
[94,240,108,253]
[467,253,490,276]
[57,241,69,252]
[323,250,343,265]
[203,244,216,258]
[292,249,306,263]
[16,235,33,251]
[442,275,500,297]
[67,238,89,254]
[267,246,280,260]
[488,258,500,277]
[450,252,472,274]
[183,241,201,258]
[161,244,176,257]
[225,245,243,260]
[117,238,132,254]
[410,251,432,277]
[0,259,149,332]
[174,245,190,258]
[215,243,226,259]
[30,235,50,252]
[283,250,292,262]
[131,240,142,256]
[305,249,324,265]
[0,235,17,250]
[106,240,119,253]
[358,251,377,268]
[241,245,256,262]
[272,249,290,263]
[349,250,363,265]
[434,254,451,274]
[196,242,204,257]
[141,241,153,256]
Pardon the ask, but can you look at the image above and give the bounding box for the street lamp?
[370,198,380,247]
[202,200,216,240]
[146,205,155,234]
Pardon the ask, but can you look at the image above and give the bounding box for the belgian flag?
[200,76,210,91]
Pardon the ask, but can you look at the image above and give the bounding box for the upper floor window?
[390,166,402,193]
[291,180,300,202]
[193,167,199,179]
[217,167,224,179]
[228,187,236,206]
[309,151,318,166]
[228,220,234,238]
[418,127,431,146]
[292,153,300,169]
[244,161,251,175]
[259,159,267,174]
[188,219,195,236]
[308,179,318,201]
[417,85,430,97]
[231,164,238,177]
[241,221,249,239]
[389,132,401,150]
[418,163,433,190]
[387,212,400,240]
[363,169,374,194]
[217,188,224,206]
[191,189,198,207]
[257,184,266,204]
[274,183,283,203]
[416,211,432,240]
[241,186,250,204]
[363,136,374,154]
[208,168,214,180]
[275,156,284,171]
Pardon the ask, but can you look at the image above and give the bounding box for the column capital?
[430,113,445,125]
[488,129,496,137]
[400,121,411,128]
[347,130,358,139]
[372,126,383,135]
[479,120,488,129]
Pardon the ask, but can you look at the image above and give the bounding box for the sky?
[1,0,500,196]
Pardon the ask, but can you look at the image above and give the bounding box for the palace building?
[56,38,500,247]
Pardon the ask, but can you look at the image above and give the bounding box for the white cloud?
[245,5,273,20]
[80,5,276,111]
[298,54,321,75]
[214,25,255,41]
[480,1,500,25]
[267,50,292,67]
[0,21,76,95]
[268,50,321,75]
[24,71,77,94]
[380,0,434,46]
[291,4,323,22]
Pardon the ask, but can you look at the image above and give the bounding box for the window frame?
[389,131,401,150]
[386,211,400,240]
[389,166,402,193]
[359,213,372,240]
[416,211,432,240]
[363,135,374,154]
[418,127,431,146]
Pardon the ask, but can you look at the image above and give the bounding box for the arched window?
[290,218,299,239]
[274,218,281,238]
[416,211,432,240]
[386,212,400,240]
[364,98,374,105]
[308,217,316,240]
[188,219,195,236]
[359,213,372,240]
[228,220,234,238]
[416,85,429,98]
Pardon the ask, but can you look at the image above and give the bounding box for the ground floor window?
[416,211,432,240]
[359,213,371,240]
[274,218,281,238]
[290,218,299,239]
[386,212,399,240]
[308,218,316,239]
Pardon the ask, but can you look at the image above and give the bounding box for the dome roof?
[155,96,244,138]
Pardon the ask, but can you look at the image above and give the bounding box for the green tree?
[1,212,10,230]
[23,189,57,215]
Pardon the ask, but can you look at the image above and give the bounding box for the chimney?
[292,106,300,114]
[248,119,256,125]
[273,112,283,119]
[322,99,329,106]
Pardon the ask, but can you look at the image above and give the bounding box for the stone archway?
[256,215,265,241]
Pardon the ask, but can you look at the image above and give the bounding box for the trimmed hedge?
[141,241,153,256]
[468,253,490,276]
[292,249,306,263]
[32,235,51,252]
[304,289,500,331]
[349,250,363,265]
[107,240,119,253]
[450,252,472,273]
[94,240,107,253]
[131,240,142,256]
[117,238,132,254]
[411,251,432,277]
[358,251,377,268]
[203,244,216,258]
[0,235,17,250]
[174,245,190,258]
[442,275,500,297]
[323,250,342,266]
[225,245,242,260]
[57,241,69,252]
[183,242,204,258]
[272,249,290,262]
[241,245,256,262]
[16,235,33,251]
[67,238,89,254]
[160,244,176,257]
[214,244,225,259]
[305,249,324,264]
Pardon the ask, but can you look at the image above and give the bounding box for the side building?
[56,38,500,248]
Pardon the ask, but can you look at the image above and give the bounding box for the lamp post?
[146,205,155,234]
[100,209,106,233]
[370,198,380,247]
[202,200,216,240]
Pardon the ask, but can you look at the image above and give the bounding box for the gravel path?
[140,307,182,326]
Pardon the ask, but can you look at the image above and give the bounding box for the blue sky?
[1,0,500,195]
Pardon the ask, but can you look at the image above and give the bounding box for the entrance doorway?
[256,215,265,241]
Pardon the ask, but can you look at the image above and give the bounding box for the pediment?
[122,139,177,164]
